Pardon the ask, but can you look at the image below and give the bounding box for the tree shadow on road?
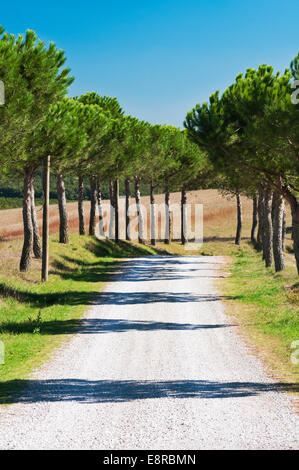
[54,256,227,283]
[0,315,233,336]
[0,378,297,405]
[0,283,229,309]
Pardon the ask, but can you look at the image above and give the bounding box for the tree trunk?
[257,184,264,252]
[20,168,34,272]
[78,174,85,235]
[89,175,97,236]
[109,180,115,239]
[251,195,258,244]
[150,181,156,246]
[97,177,105,237]
[290,197,299,274]
[235,192,242,245]
[282,204,286,252]
[181,185,187,245]
[57,173,69,244]
[263,187,273,268]
[114,178,119,242]
[135,177,144,244]
[164,184,170,244]
[272,190,285,272]
[125,178,131,241]
[30,180,42,258]
[42,156,50,282]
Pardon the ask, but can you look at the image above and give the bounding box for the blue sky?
[1,0,298,126]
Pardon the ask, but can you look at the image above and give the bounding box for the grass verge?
[219,242,298,387]
[0,235,161,403]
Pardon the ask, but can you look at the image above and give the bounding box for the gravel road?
[0,256,298,450]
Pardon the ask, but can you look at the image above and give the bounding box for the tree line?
[0,27,204,274]
[0,26,298,277]
[185,55,299,275]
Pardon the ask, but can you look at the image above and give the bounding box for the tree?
[117,117,150,244]
[251,195,258,244]
[184,91,257,248]
[0,28,73,270]
[160,129,205,245]
[144,124,169,245]
[224,63,298,271]
[185,61,299,271]
[32,99,87,245]
[77,92,124,239]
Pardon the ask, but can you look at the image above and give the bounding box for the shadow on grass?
[50,258,119,283]
[0,317,234,336]
[286,246,295,255]
[0,378,297,405]
[0,289,237,336]
[85,239,171,258]
[204,236,236,242]
[0,278,233,312]
[0,282,97,307]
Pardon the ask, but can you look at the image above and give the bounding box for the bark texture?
[263,187,273,268]
[282,205,286,252]
[272,190,285,272]
[42,156,50,282]
[125,178,131,241]
[78,175,85,235]
[290,197,299,274]
[30,180,42,258]
[109,180,115,239]
[97,178,105,237]
[257,184,265,252]
[89,175,97,236]
[114,178,119,242]
[250,196,258,244]
[20,169,34,272]
[235,192,242,245]
[57,173,69,244]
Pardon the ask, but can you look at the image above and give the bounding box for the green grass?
[220,242,299,384]
[0,235,163,403]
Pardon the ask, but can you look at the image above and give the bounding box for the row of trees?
[0,27,205,274]
[1,26,298,277]
[185,55,299,275]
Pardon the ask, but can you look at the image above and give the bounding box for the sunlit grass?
[221,242,299,384]
[0,235,161,398]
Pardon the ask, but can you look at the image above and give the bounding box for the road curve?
[0,256,298,449]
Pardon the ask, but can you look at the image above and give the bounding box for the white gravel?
[0,255,298,450]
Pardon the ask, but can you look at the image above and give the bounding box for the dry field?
[0,189,256,242]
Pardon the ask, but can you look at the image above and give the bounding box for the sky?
[1,0,298,127]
